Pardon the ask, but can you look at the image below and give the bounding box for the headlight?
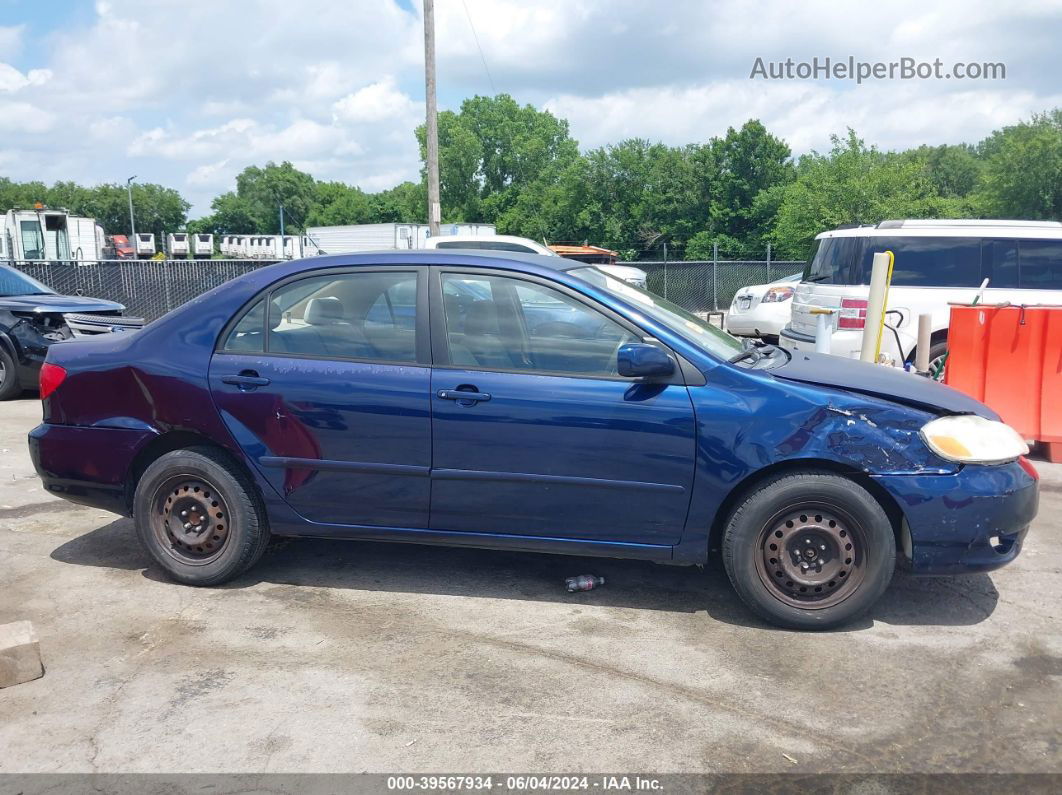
[762,286,794,303]
[920,415,1029,464]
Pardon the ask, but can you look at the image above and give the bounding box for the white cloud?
[0,0,1060,219]
[332,77,419,124]
[0,63,52,93]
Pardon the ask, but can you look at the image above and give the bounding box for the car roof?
[297,248,575,271]
[818,219,1062,241]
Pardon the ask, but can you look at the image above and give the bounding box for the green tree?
[234,161,317,232]
[416,94,579,224]
[306,182,377,226]
[689,120,794,259]
[372,181,425,223]
[771,130,960,259]
[977,110,1062,219]
[904,143,983,199]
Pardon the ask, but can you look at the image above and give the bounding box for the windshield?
[569,266,744,360]
[0,264,55,297]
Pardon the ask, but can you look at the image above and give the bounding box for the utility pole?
[423,0,441,236]
[279,204,285,237]
[126,175,137,245]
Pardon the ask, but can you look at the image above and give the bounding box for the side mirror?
[617,343,674,378]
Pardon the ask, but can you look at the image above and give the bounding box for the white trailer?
[303,222,496,255]
[192,233,213,259]
[135,232,156,259]
[282,235,302,259]
[167,233,190,259]
[1,208,107,261]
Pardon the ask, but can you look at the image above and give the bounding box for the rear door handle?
[222,373,271,389]
[437,389,491,403]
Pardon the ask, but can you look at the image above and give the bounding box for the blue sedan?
[28,251,1038,629]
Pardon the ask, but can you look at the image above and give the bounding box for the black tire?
[0,347,21,401]
[926,340,948,380]
[722,471,895,630]
[133,446,270,586]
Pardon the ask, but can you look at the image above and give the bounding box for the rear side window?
[1019,241,1062,290]
[982,240,1019,289]
[267,271,418,362]
[866,237,982,287]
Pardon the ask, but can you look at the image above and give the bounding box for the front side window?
[803,237,867,285]
[261,270,418,361]
[442,274,638,376]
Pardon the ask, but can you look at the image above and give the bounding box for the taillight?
[762,286,794,303]
[39,362,67,400]
[838,298,868,329]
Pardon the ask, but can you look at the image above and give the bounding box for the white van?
[780,219,1062,370]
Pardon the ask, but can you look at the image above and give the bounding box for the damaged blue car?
[29,251,1038,629]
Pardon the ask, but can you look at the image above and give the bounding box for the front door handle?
[437,389,491,403]
[222,371,271,390]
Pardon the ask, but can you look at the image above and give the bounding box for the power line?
[461,0,496,94]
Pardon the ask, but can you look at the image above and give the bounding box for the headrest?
[305,297,345,325]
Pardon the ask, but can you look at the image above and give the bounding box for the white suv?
[779,219,1062,370]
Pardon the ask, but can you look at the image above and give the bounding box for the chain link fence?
[10,260,276,321]
[638,261,806,314]
[7,258,806,323]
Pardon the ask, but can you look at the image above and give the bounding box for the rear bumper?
[726,305,789,338]
[873,461,1038,574]
[29,422,156,515]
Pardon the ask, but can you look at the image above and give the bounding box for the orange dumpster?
[945,305,1062,463]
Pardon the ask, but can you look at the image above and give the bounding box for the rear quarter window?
[1019,240,1062,290]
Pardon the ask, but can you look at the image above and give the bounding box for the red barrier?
[945,305,1062,463]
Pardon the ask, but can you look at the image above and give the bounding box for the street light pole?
[423,0,441,236]
[126,175,137,254]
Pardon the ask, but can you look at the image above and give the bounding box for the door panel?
[429,369,695,543]
[208,267,431,528]
[211,354,431,527]
[429,269,696,545]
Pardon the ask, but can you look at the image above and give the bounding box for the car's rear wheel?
[722,471,895,630]
[0,348,21,401]
[133,447,270,585]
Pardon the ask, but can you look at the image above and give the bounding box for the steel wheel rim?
[755,502,867,610]
[150,475,231,566]
[0,358,5,385]
[928,354,947,381]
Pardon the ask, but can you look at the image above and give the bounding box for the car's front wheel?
[133,447,270,586]
[722,471,895,630]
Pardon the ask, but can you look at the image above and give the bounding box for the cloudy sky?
[2,0,1062,218]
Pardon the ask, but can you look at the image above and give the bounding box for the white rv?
[167,233,190,259]
[303,222,496,255]
[134,233,156,259]
[2,208,107,261]
[192,233,214,259]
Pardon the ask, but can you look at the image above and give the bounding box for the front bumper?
[29,422,156,515]
[873,460,1038,574]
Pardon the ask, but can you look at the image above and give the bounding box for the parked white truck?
[303,222,496,255]
[134,233,156,259]
[2,208,107,261]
